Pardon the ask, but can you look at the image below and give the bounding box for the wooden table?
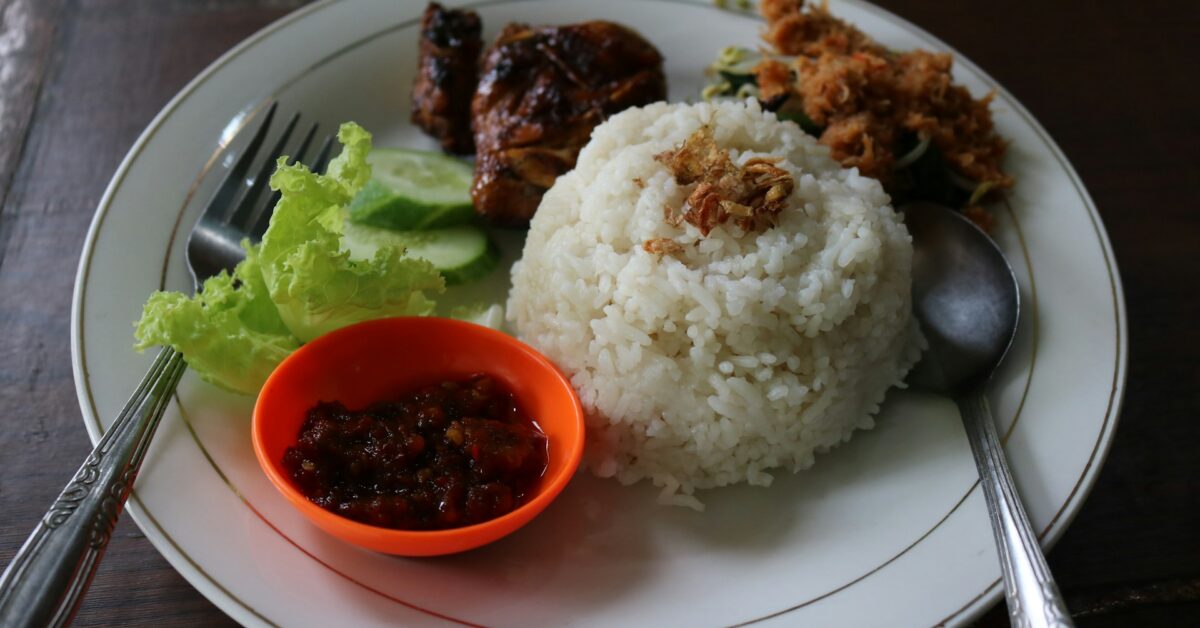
[1,1,1196,625]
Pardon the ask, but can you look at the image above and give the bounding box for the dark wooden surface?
[0,0,1196,626]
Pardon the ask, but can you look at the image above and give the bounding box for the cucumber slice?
[342,222,500,286]
[348,148,476,230]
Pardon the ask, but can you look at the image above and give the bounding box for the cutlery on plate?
[906,201,1074,628]
[0,102,332,628]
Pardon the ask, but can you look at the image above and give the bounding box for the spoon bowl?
[905,201,1020,393]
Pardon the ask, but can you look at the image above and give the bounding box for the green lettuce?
[134,243,299,394]
[134,122,445,393]
[259,123,444,342]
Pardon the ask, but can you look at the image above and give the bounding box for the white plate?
[71,0,1126,626]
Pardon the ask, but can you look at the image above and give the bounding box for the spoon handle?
[957,389,1075,628]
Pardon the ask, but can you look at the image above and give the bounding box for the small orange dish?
[252,317,585,556]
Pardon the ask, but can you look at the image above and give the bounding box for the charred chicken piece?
[471,21,667,226]
[411,3,482,155]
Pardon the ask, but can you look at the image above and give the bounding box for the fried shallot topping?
[652,125,794,238]
[642,238,683,255]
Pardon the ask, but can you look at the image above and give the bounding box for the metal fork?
[0,103,333,628]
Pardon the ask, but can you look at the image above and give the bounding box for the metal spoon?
[904,201,1074,628]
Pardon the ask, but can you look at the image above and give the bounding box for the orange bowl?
[252,317,584,556]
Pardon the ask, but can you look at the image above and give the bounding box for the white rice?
[507,100,924,509]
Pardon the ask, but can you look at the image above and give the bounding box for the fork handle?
[0,348,185,628]
[958,387,1074,628]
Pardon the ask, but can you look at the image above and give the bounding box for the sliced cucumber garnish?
[348,148,476,230]
[342,222,499,286]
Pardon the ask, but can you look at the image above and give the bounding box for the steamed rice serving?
[507,99,923,509]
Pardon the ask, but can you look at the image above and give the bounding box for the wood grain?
[0,0,65,261]
[0,1,306,626]
[0,0,1196,626]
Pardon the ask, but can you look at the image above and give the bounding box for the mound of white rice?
[507,99,924,509]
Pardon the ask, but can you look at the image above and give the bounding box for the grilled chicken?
[470,21,667,226]
[410,3,481,155]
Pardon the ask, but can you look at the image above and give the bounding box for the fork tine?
[292,123,321,168]
[204,102,277,224]
[250,133,336,241]
[248,122,319,240]
[227,112,299,229]
[311,134,336,175]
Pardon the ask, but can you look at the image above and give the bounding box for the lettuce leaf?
[134,243,300,394]
[258,123,444,342]
[134,122,446,393]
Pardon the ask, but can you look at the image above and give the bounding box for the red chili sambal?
[282,374,548,530]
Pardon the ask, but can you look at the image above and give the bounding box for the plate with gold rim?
[71,0,1126,625]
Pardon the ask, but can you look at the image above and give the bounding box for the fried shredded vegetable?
[701,0,1014,230]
